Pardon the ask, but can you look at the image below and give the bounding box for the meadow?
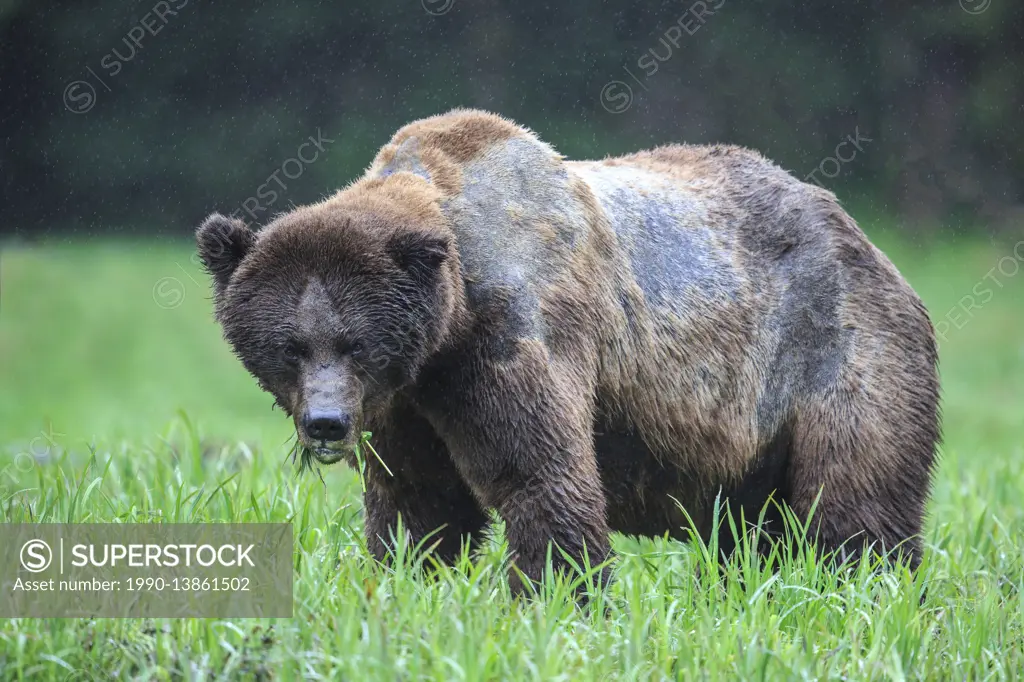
[1,223,1022,680]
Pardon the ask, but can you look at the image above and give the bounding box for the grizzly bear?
[197,109,939,590]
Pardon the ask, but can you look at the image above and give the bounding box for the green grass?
[1,224,1023,680]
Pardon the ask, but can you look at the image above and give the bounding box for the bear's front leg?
[496,459,612,596]
[362,396,489,565]
[425,342,611,594]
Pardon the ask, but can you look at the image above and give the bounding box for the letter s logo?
[63,81,97,114]
[20,539,52,573]
[600,81,633,114]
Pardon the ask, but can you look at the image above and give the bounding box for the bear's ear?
[387,231,451,280]
[196,213,256,295]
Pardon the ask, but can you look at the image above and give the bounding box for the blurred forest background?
[1,0,1021,239]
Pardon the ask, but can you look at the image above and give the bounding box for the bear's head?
[195,200,458,465]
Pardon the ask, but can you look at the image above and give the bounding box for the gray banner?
[0,524,293,618]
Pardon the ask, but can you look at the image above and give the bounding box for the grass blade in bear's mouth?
[287,438,319,477]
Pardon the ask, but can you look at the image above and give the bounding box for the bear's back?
[365,112,858,413]
[567,158,745,309]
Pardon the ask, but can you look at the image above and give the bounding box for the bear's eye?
[338,340,365,357]
[281,342,303,364]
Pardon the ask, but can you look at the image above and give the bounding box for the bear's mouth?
[312,445,346,465]
[291,438,350,473]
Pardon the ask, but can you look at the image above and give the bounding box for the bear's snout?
[293,359,365,462]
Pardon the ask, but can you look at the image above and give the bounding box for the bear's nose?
[302,408,351,442]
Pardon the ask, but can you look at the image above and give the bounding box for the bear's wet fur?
[197,109,940,590]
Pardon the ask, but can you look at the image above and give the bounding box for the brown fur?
[197,110,940,591]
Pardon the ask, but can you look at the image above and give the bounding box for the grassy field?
[1,224,1023,680]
